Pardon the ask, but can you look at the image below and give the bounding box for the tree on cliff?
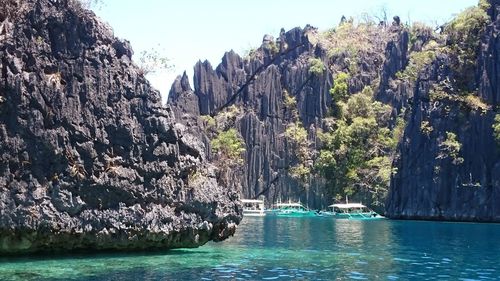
[203,106,246,186]
[211,128,245,186]
[316,84,395,206]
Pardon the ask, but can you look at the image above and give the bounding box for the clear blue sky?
[93,0,478,101]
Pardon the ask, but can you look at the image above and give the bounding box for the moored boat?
[270,201,317,217]
[324,203,384,220]
[242,199,266,217]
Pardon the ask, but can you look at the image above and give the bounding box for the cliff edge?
[386,0,500,221]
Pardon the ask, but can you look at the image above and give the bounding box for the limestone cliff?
[168,23,409,208]
[169,1,500,221]
[0,0,241,254]
[386,1,500,221]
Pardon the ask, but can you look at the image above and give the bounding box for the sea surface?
[1,216,500,280]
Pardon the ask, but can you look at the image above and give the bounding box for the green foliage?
[269,41,280,55]
[200,115,216,128]
[479,0,491,11]
[347,117,378,142]
[437,131,464,165]
[289,164,311,182]
[493,114,500,146]
[445,5,489,45]
[444,4,490,90]
[317,84,397,206]
[211,128,245,164]
[409,22,434,47]
[308,58,326,76]
[221,105,241,119]
[316,150,336,169]
[244,48,259,60]
[420,120,433,136]
[464,94,490,113]
[137,47,172,75]
[187,170,208,186]
[391,116,406,146]
[285,123,308,145]
[361,85,374,97]
[285,122,313,184]
[319,21,382,59]
[429,85,454,102]
[346,57,359,76]
[283,90,297,108]
[372,101,392,127]
[330,72,350,102]
[396,49,436,83]
[345,92,373,119]
[429,85,491,114]
[212,105,242,130]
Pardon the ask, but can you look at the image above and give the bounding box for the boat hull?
[271,210,318,217]
[332,213,384,220]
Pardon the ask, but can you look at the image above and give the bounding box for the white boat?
[241,199,266,217]
[268,201,317,217]
[324,202,384,220]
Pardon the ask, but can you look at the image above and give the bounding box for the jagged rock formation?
[386,1,500,221]
[169,24,409,208]
[0,0,241,254]
[169,1,500,222]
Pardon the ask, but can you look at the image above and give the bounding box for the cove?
[1,217,499,280]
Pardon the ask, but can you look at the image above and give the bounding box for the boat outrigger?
[325,203,384,220]
[241,199,266,217]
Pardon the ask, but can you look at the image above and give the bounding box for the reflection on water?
[0,217,499,280]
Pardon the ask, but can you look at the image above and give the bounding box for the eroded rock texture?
[168,25,409,208]
[386,2,500,221]
[0,0,241,254]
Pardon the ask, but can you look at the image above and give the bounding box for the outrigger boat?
[241,199,266,217]
[324,202,384,220]
[269,201,317,217]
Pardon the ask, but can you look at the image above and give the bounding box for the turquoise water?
[1,217,500,280]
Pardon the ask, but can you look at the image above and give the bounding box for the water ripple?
[1,217,500,281]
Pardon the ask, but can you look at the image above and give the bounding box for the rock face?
[386,2,500,221]
[0,0,241,254]
[168,25,409,208]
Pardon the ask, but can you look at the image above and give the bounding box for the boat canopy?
[329,203,366,209]
[276,202,305,207]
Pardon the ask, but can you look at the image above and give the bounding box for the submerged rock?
[0,0,241,254]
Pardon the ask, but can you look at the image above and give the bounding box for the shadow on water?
[1,217,500,280]
[0,244,220,281]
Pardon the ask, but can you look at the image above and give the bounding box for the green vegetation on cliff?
[202,106,246,185]
[437,132,464,165]
[494,114,500,146]
[317,84,395,205]
[168,0,496,211]
[284,0,493,207]
[211,128,246,164]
